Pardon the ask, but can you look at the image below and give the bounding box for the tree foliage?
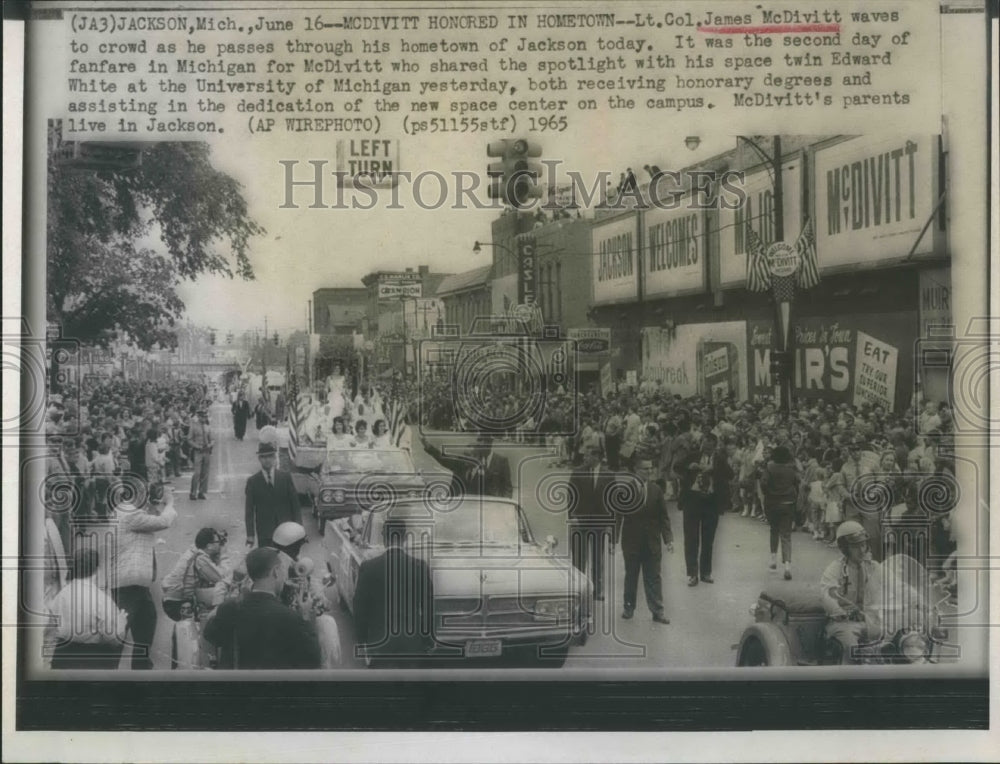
[46,125,264,350]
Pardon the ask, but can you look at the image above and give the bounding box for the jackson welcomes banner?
[641,321,748,401]
[746,313,914,411]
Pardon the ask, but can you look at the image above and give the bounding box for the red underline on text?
[697,24,841,34]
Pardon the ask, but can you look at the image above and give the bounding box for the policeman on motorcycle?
[819,520,884,663]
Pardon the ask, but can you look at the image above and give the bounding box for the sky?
[175,129,733,339]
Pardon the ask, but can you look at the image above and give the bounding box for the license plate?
[465,639,502,658]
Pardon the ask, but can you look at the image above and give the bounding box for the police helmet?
[272,521,307,558]
[835,520,869,554]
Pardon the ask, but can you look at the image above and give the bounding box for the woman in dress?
[351,419,371,449]
[327,417,353,448]
[370,419,392,449]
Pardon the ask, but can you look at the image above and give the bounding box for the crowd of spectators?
[43,377,212,573]
[408,374,958,576]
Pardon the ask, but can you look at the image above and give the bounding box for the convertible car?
[323,495,593,667]
[313,448,431,522]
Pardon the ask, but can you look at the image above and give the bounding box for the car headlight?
[533,598,573,620]
[899,631,929,662]
[320,489,334,503]
[332,489,346,503]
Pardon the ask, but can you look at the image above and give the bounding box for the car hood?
[320,471,424,487]
[429,550,590,598]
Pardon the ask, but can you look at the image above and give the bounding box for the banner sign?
[517,236,537,306]
[377,280,422,301]
[853,331,899,410]
[746,312,913,411]
[592,214,639,305]
[567,327,611,355]
[918,267,952,348]
[643,202,705,297]
[814,135,940,268]
[719,163,801,287]
[641,321,748,400]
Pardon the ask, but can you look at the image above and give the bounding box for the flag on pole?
[384,395,407,448]
[285,350,300,462]
[745,220,771,292]
[795,216,820,289]
[260,354,270,405]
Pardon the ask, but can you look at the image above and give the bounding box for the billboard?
[567,327,611,355]
[643,201,706,297]
[746,312,915,411]
[719,161,802,288]
[377,280,422,301]
[813,135,942,269]
[592,213,639,305]
[641,321,748,401]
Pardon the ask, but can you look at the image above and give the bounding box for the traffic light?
[486,138,543,208]
[273,332,279,346]
[769,350,792,378]
[209,331,216,346]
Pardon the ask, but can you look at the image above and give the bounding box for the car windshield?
[324,449,414,474]
[370,500,527,549]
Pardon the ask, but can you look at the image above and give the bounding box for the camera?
[416,315,579,437]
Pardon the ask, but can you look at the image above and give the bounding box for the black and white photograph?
[2,0,996,761]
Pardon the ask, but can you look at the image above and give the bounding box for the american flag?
[745,220,771,292]
[385,395,408,448]
[285,350,300,461]
[795,216,820,289]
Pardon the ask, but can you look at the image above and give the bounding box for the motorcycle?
[281,556,342,668]
[735,553,957,667]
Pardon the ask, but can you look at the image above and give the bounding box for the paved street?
[144,402,839,671]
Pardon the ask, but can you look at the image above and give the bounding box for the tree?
[46,123,264,350]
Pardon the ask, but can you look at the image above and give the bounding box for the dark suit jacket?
[204,590,321,670]
[465,452,512,498]
[353,547,434,657]
[615,479,673,553]
[678,451,735,512]
[567,466,616,522]
[245,469,301,546]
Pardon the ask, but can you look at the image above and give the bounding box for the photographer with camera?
[110,480,177,670]
[161,527,230,622]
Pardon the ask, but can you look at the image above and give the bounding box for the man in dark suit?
[245,441,301,548]
[353,517,435,667]
[203,546,321,670]
[677,432,734,586]
[567,446,616,601]
[614,458,673,623]
[466,434,512,498]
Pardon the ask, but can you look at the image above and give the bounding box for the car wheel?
[737,636,769,666]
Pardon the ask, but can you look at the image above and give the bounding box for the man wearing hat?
[187,409,213,500]
[244,441,301,549]
[203,546,321,670]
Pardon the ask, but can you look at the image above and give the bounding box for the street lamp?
[689,134,791,415]
[737,136,792,417]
